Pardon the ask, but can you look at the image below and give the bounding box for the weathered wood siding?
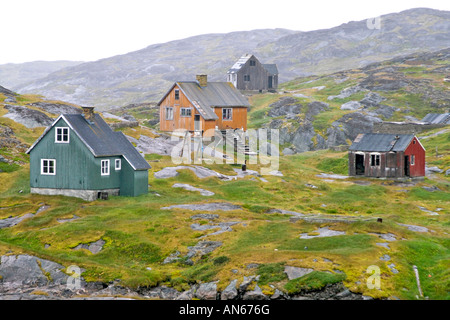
[120,160,148,197]
[159,84,195,132]
[235,57,269,91]
[30,117,148,197]
[159,84,248,133]
[30,118,120,191]
[348,138,425,178]
[213,107,247,131]
[404,136,425,177]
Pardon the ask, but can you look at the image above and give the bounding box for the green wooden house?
[26,107,151,201]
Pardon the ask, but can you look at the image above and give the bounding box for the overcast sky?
[1,0,449,64]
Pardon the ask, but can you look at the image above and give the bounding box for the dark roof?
[27,113,150,170]
[227,54,278,75]
[262,64,278,75]
[421,113,450,124]
[349,133,417,152]
[158,81,250,120]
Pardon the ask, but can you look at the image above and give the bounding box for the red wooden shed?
[348,133,425,178]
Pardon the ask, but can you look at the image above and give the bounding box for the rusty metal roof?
[349,133,416,152]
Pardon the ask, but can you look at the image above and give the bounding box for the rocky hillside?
[253,47,450,154]
[0,61,83,90]
[14,8,450,109]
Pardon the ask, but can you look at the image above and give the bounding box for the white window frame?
[115,159,121,171]
[174,89,180,100]
[222,108,232,121]
[165,107,173,120]
[410,154,415,166]
[101,159,110,176]
[180,108,192,117]
[55,127,70,143]
[41,159,56,175]
[370,153,380,167]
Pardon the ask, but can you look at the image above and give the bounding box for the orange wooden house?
[157,75,250,135]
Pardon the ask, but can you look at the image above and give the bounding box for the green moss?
[257,262,287,285]
[284,271,346,294]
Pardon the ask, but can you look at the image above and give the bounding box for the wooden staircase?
[220,129,257,155]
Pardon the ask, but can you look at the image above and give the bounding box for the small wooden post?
[413,265,423,298]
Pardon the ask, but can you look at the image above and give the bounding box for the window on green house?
[41,159,56,175]
[55,127,69,143]
[101,159,110,176]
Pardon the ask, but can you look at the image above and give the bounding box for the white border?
[55,127,70,143]
[41,159,56,175]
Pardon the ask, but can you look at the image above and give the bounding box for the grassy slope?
[0,76,449,300]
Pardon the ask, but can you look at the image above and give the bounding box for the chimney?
[196,74,207,87]
[82,106,95,121]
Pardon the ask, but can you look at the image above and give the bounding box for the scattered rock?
[422,186,441,192]
[221,280,238,300]
[305,183,318,189]
[73,239,105,254]
[162,202,242,212]
[190,214,219,220]
[190,221,240,237]
[266,208,305,217]
[425,166,443,175]
[186,241,222,259]
[340,101,362,110]
[57,215,80,223]
[154,165,243,181]
[299,227,346,239]
[376,243,391,249]
[370,233,397,242]
[397,223,431,233]
[239,276,257,292]
[284,266,314,280]
[242,285,268,300]
[417,206,439,216]
[380,254,391,261]
[388,263,399,274]
[316,173,349,179]
[282,147,296,155]
[163,251,181,264]
[195,282,217,300]
[359,92,386,107]
[267,97,302,118]
[172,183,214,196]
[327,85,366,100]
[0,213,34,229]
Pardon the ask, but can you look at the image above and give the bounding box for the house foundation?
[31,187,120,201]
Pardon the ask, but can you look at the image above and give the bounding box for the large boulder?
[0,255,68,287]
[268,97,302,118]
[360,92,386,107]
[195,282,217,300]
[3,105,53,128]
[326,112,382,148]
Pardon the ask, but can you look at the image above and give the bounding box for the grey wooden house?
[26,107,151,201]
[227,54,278,91]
